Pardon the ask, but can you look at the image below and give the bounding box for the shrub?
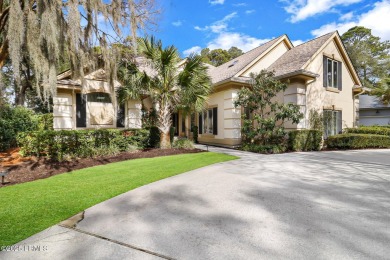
[17,129,150,161]
[326,134,390,149]
[345,126,390,136]
[172,139,194,149]
[36,114,54,131]
[192,126,198,143]
[0,106,38,151]
[241,144,287,154]
[288,130,322,151]
[149,126,160,148]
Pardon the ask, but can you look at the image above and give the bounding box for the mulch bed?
[0,148,205,188]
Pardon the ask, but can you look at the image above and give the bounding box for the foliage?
[0,0,160,102]
[241,144,287,154]
[0,152,237,247]
[170,126,176,145]
[172,139,195,149]
[199,46,243,66]
[17,129,151,161]
[0,106,38,151]
[371,78,390,104]
[288,130,323,152]
[341,26,390,90]
[36,114,54,131]
[118,36,212,148]
[234,70,304,147]
[149,126,160,148]
[192,125,199,143]
[326,133,390,149]
[345,126,390,136]
[308,109,324,131]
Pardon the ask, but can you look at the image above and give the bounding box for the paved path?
[2,147,390,260]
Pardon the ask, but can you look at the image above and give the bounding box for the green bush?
[149,126,160,148]
[288,130,322,151]
[17,129,151,161]
[241,144,287,154]
[172,139,194,149]
[326,133,390,149]
[345,126,390,136]
[192,126,198,143]
[36,114,54,131]
[0,106,38,151]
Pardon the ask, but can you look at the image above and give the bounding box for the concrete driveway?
[2,147,390,260]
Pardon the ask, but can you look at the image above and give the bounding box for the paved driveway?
[2,147,390,260]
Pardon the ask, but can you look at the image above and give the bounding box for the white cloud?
[183,46,202,56]
[172,20,183,27]
[209,0,225,5]
[340,11,354,21]
[233,2,248,7]
[245,9,256,14]
[292,39,305,46]
[311,0,390,40]
[282,0,363,23]
[207,32,271,52]
[194,12,237,33]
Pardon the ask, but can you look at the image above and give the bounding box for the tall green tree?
[199,46,243,66]
[118,37,212,148]
[341,26,390,89]
[234,70,303,147]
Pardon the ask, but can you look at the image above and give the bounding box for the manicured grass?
[0,152,237,246]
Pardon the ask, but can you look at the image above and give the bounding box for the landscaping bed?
[0,148,204,187]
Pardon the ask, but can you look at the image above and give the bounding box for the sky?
[148,0,390,57]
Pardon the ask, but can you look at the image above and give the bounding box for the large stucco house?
[53,31,363,146]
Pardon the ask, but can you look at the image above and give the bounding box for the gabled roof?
[209,35,286,85]
[360,95,390,109]
[268,32,334,77]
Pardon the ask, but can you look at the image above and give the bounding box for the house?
[359,95,390,126]
[53,31,363,146]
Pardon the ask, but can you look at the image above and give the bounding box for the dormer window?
[323,56,342,90]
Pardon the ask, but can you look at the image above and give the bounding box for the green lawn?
[0,152,237,246]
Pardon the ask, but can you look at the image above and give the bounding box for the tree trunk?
[160,131,171,149]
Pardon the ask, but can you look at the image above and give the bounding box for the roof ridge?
[215,34,285,68]
[293,31,335,48]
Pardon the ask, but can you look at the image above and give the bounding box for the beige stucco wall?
[53,89,74,130]
[198,87,241,146]
[241,41,290,77]
[127,100,142,129]
[304,39,356,129]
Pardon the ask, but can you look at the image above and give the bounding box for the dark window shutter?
[198,113,202,134]
[337,111,343,134]
[213,107,218,135]
[116,103,125,127]
[76,93,86,128]
[337,61,342,91]
[323,56,327,88]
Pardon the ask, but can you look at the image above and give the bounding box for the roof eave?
[275,70,319,80]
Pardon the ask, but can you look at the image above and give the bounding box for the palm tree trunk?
[157,101,172,149]
[160,131,170,149]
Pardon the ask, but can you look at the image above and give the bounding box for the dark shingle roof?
[209,35,285,84]
[268,32,334,77]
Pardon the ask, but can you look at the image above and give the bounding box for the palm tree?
[118,37,211,148]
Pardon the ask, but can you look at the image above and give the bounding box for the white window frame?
[326,58,339,89]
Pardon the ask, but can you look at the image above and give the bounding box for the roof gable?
[209,35,289,85]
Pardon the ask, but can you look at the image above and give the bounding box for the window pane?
[333,61,338,88]
[208,109,213,134]
[87,92,111,103]
[327,59,333,87]
[203,111,207,133]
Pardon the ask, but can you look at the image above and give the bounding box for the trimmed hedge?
[326,133,390,149]
[17,129,151,160]
[241,144,287,154]
[345,126,390,136]
[288,130,322,151]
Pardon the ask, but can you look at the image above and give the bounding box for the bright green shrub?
[17,129,151,160]
[288,130,322,151]
[0,106,38,151]
[345,127,390,136]
[172,139,194,149]
[326,134,390,149]
[36,114,54,130]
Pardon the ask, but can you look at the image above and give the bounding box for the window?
[324,56,342,90]
[323,110,342,138]
[198,107,218,135]
[87,92,112,103]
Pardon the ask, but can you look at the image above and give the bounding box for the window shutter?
[198,113,202,134]
[323,56,327,88]
[116,103,125,127]
[76,93,87,128]
[213,107,218,135]
[337,61,342,91]
[337,111,343,134]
